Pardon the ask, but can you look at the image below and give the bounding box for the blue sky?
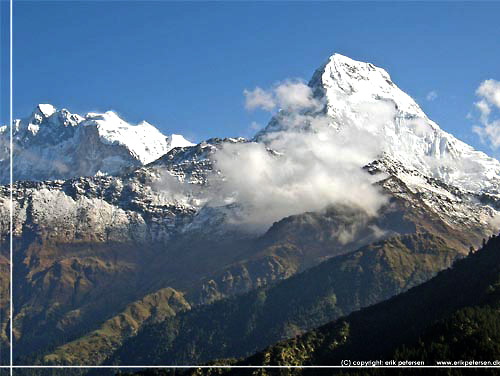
[1,1,499,155]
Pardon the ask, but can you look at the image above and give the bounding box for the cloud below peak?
[203,78,391,232]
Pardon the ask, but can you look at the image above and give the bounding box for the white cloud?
[475,99,491,121]
[476,79,500,109]
[472,79,500,149]
[210,130,386,232]
[426,90,438,101]
[243,80,322,113]
[473,120,500,149]
[273,80,322,111]
[243,87,276,111]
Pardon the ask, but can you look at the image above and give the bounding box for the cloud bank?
[208,80,388,232]
[154,79,390,233]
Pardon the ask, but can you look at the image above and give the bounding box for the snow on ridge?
[168,134,195,149]
[81,110,173,164]
[321,54,500,194]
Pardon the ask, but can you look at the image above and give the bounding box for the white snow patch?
[37,104,56,117]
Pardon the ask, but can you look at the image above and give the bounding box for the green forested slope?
[129,233,500,376]
[109,232,459,366]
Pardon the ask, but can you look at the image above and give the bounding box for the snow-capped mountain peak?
[0,105,192,183]
[316,53,426,119]
[22,104,58,135]
[262,53,500,196]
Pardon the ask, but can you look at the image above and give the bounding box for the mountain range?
[2,53,499,372]
[0,104,193,183]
